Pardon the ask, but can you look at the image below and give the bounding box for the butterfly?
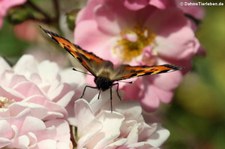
[40,26,181,111]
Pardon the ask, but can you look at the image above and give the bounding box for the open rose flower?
[0,55,83,148]
[0,0,26,28]
[74,0,203,111]
[0,99,71,149]
[69,93,170,149]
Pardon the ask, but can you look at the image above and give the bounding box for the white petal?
[148,126,170,147]
[74,99,95,130]
[14,55,38,76]
[89,111,124,149]
[0,57,11,74]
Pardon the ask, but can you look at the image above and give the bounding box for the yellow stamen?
[0,97,13,108]
[113,27,156,62]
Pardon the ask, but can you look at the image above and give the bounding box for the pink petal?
[145,8,187,36]
[95,4,121,35]
[150,86,173,104]
[76,0,104,23]
[95,0,137,31]
[144,8,200,59]
[26,95,67,119]
[78,119,102,149]
[155,31,200,59]
[87,111,124,149]
[0,86,24,101]
[151,71,183,90]
[140,85,160,111]
[2,0,26,9]
[45,120,70,145]
[74,99,95,130]
[9,75,28,88]
[0,120,14,139]
[149,0,176,9]
[122,80,142,100]
[20,116,45,133]
[56,90,75,107]
[75,20,119,63]
[124,0,149,10]
[10,100,48,119]
[38,140,57,149]
[0,138,11,148]
[177,0,205,20]
[13,82,44,97]
[107,139,127,148]
[115,101,142,120]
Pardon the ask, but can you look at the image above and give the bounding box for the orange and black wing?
[110,64,181,81]
[40,26,108,77]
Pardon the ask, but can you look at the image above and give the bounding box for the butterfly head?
[94,76,114,91]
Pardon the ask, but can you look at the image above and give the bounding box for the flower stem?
[53,0,60,22]
[70,125,77,149]
[52,0,61,32]
[26,0,52,23]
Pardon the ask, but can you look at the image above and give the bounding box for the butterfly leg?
[110,87,113,112]
[80,85,98,98]
[113,83,122,101]
[97,90,101,99]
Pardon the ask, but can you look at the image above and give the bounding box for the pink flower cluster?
[74,0,204,111]
[0,55,170,148]
[0,0,26,28]
[0,55,76,148]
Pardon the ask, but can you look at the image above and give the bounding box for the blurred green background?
[0,0,225,149]
[164,2,225,149]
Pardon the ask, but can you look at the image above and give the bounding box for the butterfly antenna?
[118,80,133,84]
[72,68,93,76]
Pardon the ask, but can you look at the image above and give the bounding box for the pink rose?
[74,0,203,111]
[0,0,26,28]
[0,55,81,148]
[69,93,170,149]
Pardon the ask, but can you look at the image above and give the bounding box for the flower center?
[113,27,156,62]
[0,97,13,108]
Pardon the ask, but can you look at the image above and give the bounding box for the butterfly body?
[94,76,113,91]
[40,26,181,111]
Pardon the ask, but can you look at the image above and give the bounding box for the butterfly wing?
[110,64,181,81]
[41,27,80,58]
[41,27,109,77]
[41,27,181,81]
[75,50,114,78]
